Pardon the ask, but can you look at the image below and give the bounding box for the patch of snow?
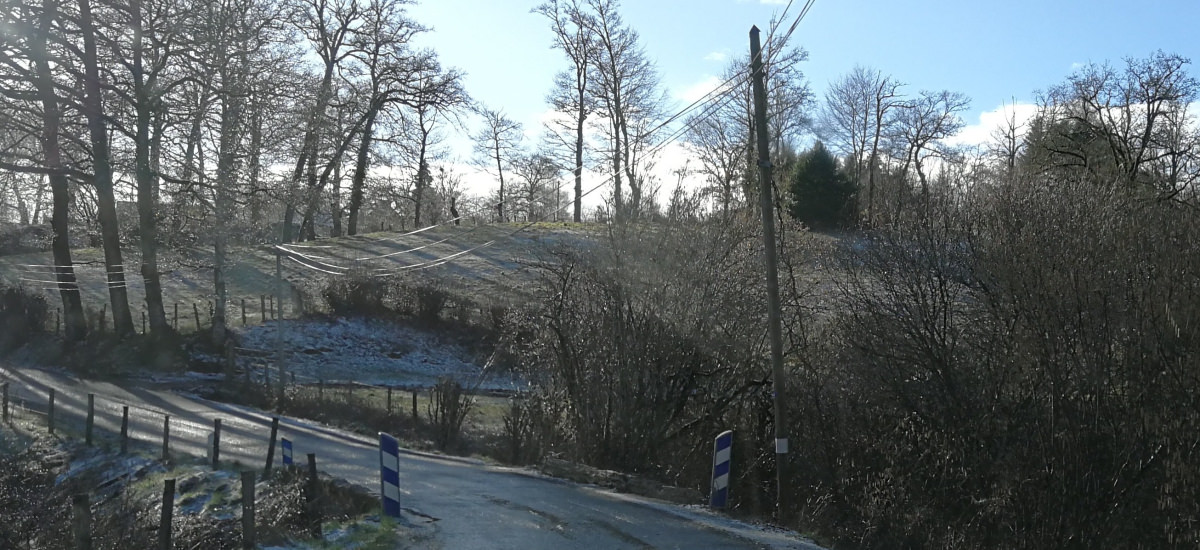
[233,317,525,391]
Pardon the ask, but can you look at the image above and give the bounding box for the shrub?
[0,285,49,353]
[321,270,389,316]
[427,377,472,451]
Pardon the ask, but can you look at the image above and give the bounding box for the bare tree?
[1034,51,1200,198]
[534,0,595,223]
[584,0,665,221]
[892,89,970,199]
[346,0,426,236]
[472,107,523,222]
[512,151,562,222]
[820,66,903,226]
[77,0,134,336]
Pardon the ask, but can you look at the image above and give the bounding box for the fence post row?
[710,430,734,509]
[379,432,401,519]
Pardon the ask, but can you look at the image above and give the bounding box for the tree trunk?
[212,80,243,348]
[495,145,507,223]
[414,135,428,227]
[347,104,378,236]
[573,70,587,223]
[79,0,134,337]
[131,0,169,337]
[32,0,85,342]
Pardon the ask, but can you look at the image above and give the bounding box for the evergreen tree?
[788,141,856,229]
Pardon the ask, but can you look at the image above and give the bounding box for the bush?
[0,285,49,353]
[321,270,389,316]
[427,377,472,451]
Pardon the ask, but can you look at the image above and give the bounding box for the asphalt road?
[0,366,821,550]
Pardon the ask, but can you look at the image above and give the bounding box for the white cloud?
[947,102,1039,148]
[676,75,723,105]
[704,51,728,63]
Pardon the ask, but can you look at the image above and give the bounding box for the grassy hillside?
[0,222,598,333]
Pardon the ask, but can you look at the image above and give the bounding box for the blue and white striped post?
[281,438,293,466]
[379,432,401,519]
[710,430,734,509]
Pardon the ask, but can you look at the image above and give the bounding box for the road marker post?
[281,438,293,466]
[710,430,734,509]
[379,432,401,519]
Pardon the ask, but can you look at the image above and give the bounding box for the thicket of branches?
[507,52,1200,549]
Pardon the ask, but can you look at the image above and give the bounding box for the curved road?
[0,366,820,550]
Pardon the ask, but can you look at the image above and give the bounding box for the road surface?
[0,366,821,549]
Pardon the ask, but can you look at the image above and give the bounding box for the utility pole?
[750,25,790,520]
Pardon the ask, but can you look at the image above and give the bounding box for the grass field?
[0,223,599,334]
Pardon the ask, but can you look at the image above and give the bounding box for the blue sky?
[406,0,1200,199]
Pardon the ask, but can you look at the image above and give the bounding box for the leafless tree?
[820,66,903,226]
[534,0,595,223]
[584,0,665,221]
[472,107,523,222]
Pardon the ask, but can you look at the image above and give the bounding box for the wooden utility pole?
[750,25,790,520]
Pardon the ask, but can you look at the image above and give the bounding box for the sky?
[405,0,1200,205]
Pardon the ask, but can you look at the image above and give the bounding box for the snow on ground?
[233,317,525,391]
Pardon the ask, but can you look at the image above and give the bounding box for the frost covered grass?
[0,424,407,549]
[234,316,525,391]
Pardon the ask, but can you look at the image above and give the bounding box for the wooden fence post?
[2,382,8,423]
[193,303,201,331]
[85,394,95,445]
[72,493,92,550]
[120,406,129,454]
[241,298,247,326]
[56,309,61,335]
[48,388,55,434]
[305,453,320,537]
[159,479,175,550]
[264,417,279,477]
[162,415,170,461]
[241,471,256,549]
[212,418,222,469]
[142,311,146,334]
[412,390,418,421]
[173,303,178,330]
[260,295,266,323]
